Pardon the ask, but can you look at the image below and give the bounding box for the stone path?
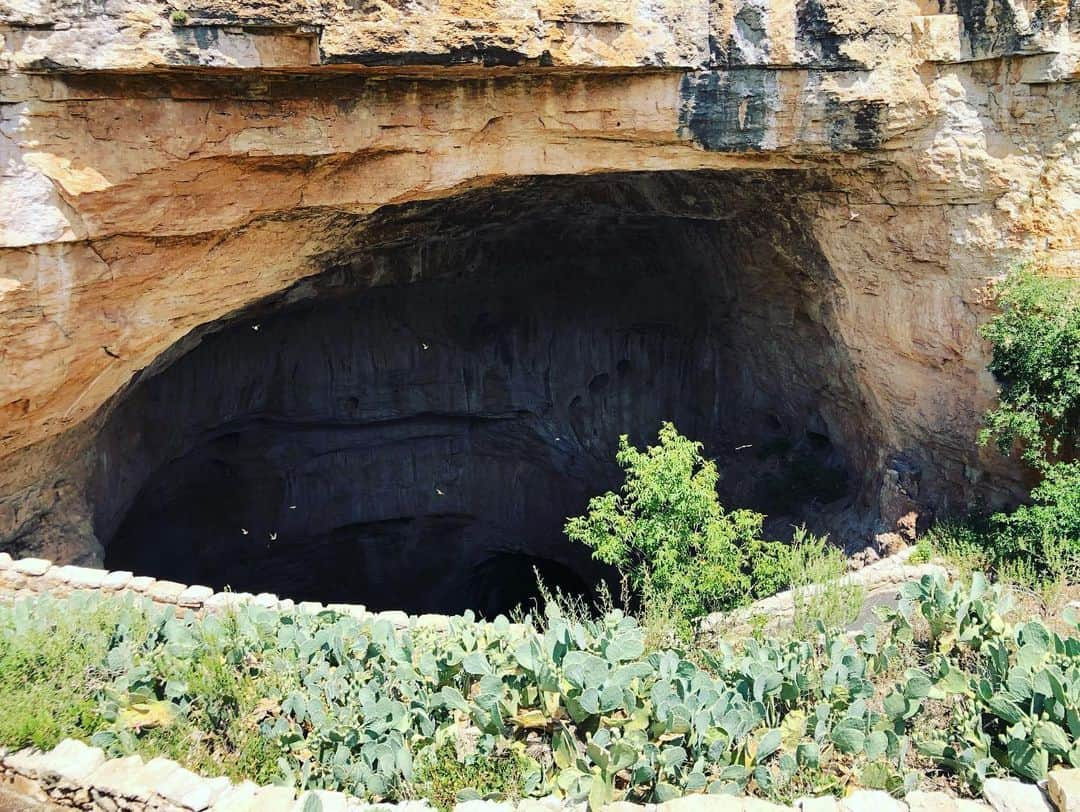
[701,547,944,637]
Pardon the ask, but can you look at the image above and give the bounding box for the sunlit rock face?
[0,0,1077,603]
[90,172,863,614]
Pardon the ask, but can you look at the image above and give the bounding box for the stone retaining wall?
[0,552,438,630]
[0,549,941,636]
[9,737,1063,812]
[1,739,419,811]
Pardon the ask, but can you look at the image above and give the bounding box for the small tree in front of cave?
[564,422,790,628]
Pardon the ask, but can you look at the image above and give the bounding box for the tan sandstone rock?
[840,790,906,812]
[0,0,1076,571]
[906,790,991,811]
[1048,770,1080,812]
[982,779,1053,812]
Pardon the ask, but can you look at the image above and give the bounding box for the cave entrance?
[92,171,867,616]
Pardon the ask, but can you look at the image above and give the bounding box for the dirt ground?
[0,782,57,810]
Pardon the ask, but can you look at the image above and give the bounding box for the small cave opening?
[91,171,873,616]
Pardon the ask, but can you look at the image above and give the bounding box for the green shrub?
[907,539,932,565]
[413,743,533,811]
[963,264,1080,581]
[0,593,125,750]
[980,265,1080,466]
[921,519,993,577]
[988,460,1080,581]
[564,423,791,627]
[788,526,865,639]
[923,469,1080,586]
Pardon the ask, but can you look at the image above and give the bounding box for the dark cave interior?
[91,171,870,616]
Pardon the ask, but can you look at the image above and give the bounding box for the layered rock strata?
[1,0,1078,602]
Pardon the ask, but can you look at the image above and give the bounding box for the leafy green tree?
[989,460,1080,580]
[564,422,790,623]
[973,265,1080,579]
[979,265,1080,467]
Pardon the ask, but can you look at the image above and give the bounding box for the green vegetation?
[920,519,992,578]
[564,423,791,633]
[170,9,188,24]
[988,460,1080,584]
[893,574,1080,788]
[414,744,532,810]
[979,265,1080,467]
[0,595,120,750]
[787,526,865,639]
[921,265,1079,586]
[979,264,1080,578]
[1,574,1078,803]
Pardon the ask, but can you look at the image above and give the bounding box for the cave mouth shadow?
[103,414,619,616]
[93,170,869,617]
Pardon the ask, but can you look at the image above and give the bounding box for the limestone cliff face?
[0,0,1077,582]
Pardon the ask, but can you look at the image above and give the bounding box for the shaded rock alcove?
[90,171,873,616]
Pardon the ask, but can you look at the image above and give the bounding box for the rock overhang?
[0,0,1077,577]
[83,170,876,610]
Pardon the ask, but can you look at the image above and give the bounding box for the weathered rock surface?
[982,778,1054,812]
[78,170,884,611]
[1,0,1078,600]
[1048,771,1080,812]
[839,792,904,812]
[905,790,992,812]
[703,546,945,636]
